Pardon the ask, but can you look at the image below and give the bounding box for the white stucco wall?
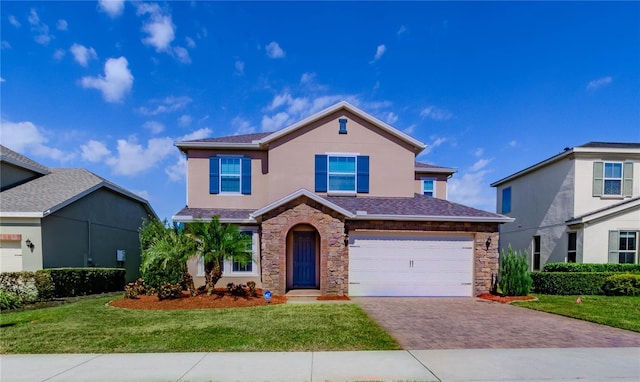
[581,207,640,263]
[0,217,44,272]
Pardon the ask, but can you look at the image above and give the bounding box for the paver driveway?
[353,297,640,350]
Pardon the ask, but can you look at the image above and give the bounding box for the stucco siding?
[41,188,149,282]
[0,217,43,272]
[414,176,449,199]
[0,162,39,190]
[581,207,640,263]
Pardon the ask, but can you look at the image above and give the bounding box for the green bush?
[531,272,615,295]
[498,246,532,296]
[0,271,54,305]
[0,290,21,310]
[542,263,640,273]
[140,259,185,290]
[40,268,125,297]
[602,274,640,296]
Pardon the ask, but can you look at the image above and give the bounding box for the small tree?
[498,245,533,296]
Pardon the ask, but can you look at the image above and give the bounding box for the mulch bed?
[317,295,350,301]
[108,289,287,310]
[477,293,537,304]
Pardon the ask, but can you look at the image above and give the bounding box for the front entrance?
[292,231,317,288]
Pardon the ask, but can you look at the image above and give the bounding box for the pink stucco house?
[173,101,512,297]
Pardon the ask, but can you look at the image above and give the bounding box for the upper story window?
[315,154,369,194]
[422,179,435,197]
[501,187,512,214]
[209,156,251,195]
[593,161,633,198]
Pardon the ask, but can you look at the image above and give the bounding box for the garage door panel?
[349,233,474,297]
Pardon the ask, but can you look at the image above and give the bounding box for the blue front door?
[293,231,317,288]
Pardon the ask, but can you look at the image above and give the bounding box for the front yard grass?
[513,295,640,333]
[0,296,399,354]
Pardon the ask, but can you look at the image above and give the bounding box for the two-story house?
[173,101,512,297]
[491,142,640,270]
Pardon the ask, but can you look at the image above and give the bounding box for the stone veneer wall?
[346,220,500,296]
[260,197,348,296]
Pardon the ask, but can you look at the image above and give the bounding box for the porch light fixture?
[25,239,35,252]
[485,237,492,251]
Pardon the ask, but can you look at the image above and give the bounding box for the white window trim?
[219,155,242,195]
[421,178,436,197]
[617,231,638,264]
[327,154,358,194]
[223,227,259,276]
[602,161,623,196]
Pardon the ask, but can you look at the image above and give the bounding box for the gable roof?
[415,161,456,175]
[0,145,50,175]
[176,101,427,154]
[491,141,640,187]
[0,168,156,218]
[173,188,512,224]
[566,197,640,226]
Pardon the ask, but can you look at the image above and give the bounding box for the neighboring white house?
[491,142,640,270]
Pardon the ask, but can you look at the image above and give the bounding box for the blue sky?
[1,1,639,221]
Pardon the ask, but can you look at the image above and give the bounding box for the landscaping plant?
[498,245,533,296]
[602,273,640,296]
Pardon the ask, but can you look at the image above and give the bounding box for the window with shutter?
[209,156,251,195]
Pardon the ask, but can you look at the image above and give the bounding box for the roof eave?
[415,167,457,174]
[175,141,263,153]
[172,215,257,224]
[251,188,356,219]
[0,212,44,218]
[352,213,514,223]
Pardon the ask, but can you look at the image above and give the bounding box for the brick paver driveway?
[353,297,640,349]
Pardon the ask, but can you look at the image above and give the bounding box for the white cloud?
[177,114,192,127]
[265,41,285,58]
[403,124,416,135]
[420,105,453,121]
[80,140,111,162]
[137,3,175,52]
[80,56,133,103]
[9,15,21,28]
[165,155,186,182]
[261,112,290,131]
[0,120,74,162]
[143,121,165,134]
[0,77,5,83]
[137,96,192,116]
[384,111,398,125]
[172,46,191,64]
[300,72,315,84]
[28,9,52,45]
[56,19,68,31]
[371,44,386,62]
[397,25,407,36]
[185,36,196,48]
[469,158,491,172]
[53,49,65,60]
[179,128,213,141]
[234,60,245,75]
[447,169,495,212]
[474,148,484,157]
[132,189,151,200]
[587,76,612,91]
[1,41,11,49]
[232,116,256,135]
[105,137,175,176]
[419,137,447,155]
[508,140,517,148]
[70,43,98,67]
[99,0,125,18]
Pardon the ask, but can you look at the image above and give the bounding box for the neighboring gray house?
[0,145,156,281]
[491,142,640,270]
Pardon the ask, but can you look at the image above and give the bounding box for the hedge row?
[542,263,640,273]
[0,271,54,306]
[38,268,126,298]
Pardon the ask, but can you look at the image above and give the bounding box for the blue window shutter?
[241,157,251,195]
[315,155,327,192]
[357,155,370,193]
[209,157,219,194]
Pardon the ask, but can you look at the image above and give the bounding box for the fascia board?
[352,213,514,223]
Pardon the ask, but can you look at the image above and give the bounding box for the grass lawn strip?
[513,295,640,333]
[0,296,399,354]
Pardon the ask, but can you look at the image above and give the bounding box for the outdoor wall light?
[485,236,492,251]
[25,239,35,252]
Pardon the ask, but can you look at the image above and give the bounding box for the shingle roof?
[577,142,640,149]
[173,207,255,221]
[325,194,504,219]
[0,168,155,217]
[182,132,273,144]
[0,145,50,175]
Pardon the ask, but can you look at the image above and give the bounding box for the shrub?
[531,272,615,295]
[602,274,640,296]
[41,268,125,297]
[0,290,20,310]
[124,278,146,299]
[246,281,257,297]
[157,283,183,300]
[542,263,640,273]
[498,246,532,296]
[0,271,54,304]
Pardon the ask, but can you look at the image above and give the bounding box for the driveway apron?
[353,297,640,349]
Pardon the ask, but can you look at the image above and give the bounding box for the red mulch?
[317,295,350,301]
[108,289,287,310]
[477,293,537,304]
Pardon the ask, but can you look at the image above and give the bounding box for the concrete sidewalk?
[1,347,639,382]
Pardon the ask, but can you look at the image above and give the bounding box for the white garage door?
[0,240,23,273]
[348,232,474,297]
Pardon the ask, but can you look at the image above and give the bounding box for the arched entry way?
[286,224,320,291]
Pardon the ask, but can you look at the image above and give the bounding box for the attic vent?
[338,118,348,134]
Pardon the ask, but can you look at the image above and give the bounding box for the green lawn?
[513,295,640,332]
[0,296,399,354]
